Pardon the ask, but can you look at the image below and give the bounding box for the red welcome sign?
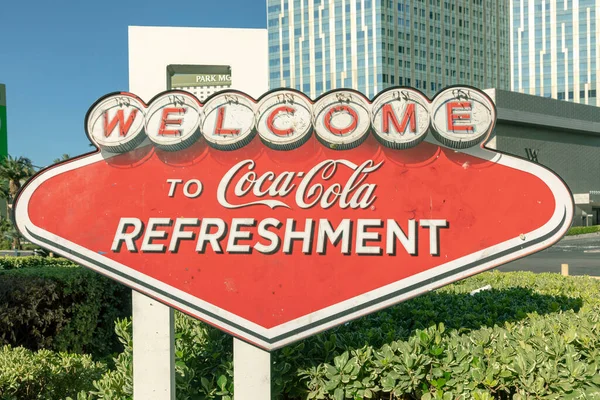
[15,87,573,350]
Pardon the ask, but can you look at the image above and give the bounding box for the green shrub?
[89,272,600,399]
[86,319,133,399]
[0,255,79,270]
[90,316,233,400]
[0,255,77,271]
[0,345,106,400]
[567,225,600,236]
[301,310,600,399]
[0,265,131,358]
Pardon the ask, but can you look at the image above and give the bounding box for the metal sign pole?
[132,291,175,399]
[234,338,271,399]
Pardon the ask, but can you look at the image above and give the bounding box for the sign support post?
[132,291,175,400]
[234,338,271,399]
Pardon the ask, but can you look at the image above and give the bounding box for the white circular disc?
[87,93,147,153]
[256,90,313,150]
[313,91,371,150]
[371,89,430,149]
[201,93,256,150]
[430,87,496,149]
[145,92,202,152]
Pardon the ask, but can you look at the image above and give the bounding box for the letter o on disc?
[430,87,496,149]
[145,92,202,152]
[86,93,147,153]
[256,90,313,150]
[201,92,256,150]
[313,91,371,150]
[371,89,430,149]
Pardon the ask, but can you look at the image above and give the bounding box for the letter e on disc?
[145,92,202,151]
[430,87,496,149]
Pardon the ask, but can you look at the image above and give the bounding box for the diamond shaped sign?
[15,87,573,350]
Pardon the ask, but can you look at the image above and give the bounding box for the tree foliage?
[0,155,35,200]
[0,155,35,249]
[53,154,71,164]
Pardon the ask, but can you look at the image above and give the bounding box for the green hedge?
[567,225,600,236]
[303,310,600,399]
[88,316,233,400]
[87,272,600,399]
[0,263,131,359]
[0,345,106,400]
[0,256,78,271]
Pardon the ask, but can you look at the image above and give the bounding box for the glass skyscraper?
[267,0,510,99]
[511,0,599,106]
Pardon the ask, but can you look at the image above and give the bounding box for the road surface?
[497,234,600,276]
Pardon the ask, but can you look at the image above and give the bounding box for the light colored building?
[510,0,599,106]
[486,88,600,226]
[267,0,510,99]
[128,26,268,101]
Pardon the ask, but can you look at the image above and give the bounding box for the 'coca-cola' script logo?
[217,159,383,210]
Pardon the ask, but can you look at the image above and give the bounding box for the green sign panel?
[167,65,232,89]
[170,73,232,88]
[0,84,7,159]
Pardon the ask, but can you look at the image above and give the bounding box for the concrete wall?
[494,125,600,226]
[494,125,600,195]
[485,89,600,226]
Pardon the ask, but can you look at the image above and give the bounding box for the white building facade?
[127,25,270,399]
[128,26,268,101]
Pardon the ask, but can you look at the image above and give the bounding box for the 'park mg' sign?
[15,86,573,350]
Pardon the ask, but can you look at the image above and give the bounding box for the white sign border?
[15,86,573,350]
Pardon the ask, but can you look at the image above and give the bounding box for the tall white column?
[234,338,271,399]
[132,292,175,400]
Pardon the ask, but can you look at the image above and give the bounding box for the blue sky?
[0,0,266,168]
